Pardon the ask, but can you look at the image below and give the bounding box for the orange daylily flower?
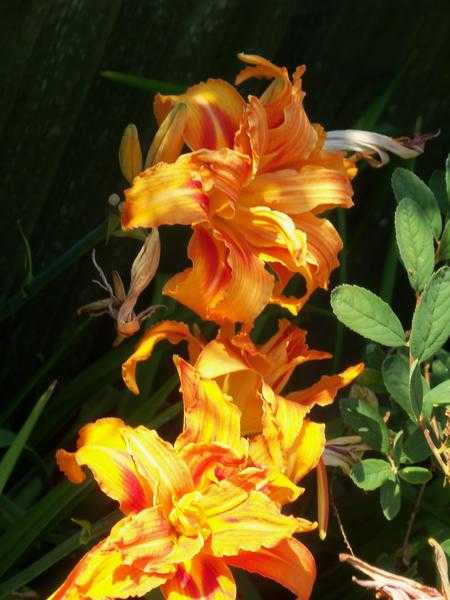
[51,374,316,600]
[122,319,363,483]
[121,54,354,326]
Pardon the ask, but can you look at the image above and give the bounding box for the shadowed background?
[1,1,449,597]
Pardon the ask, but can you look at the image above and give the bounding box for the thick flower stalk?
[50,368,316,600]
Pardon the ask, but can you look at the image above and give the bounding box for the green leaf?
[399,466,432,484]
[382,353,415,420]
[351,459,393,491]
[380,479,401,520]
[355,367,386,394]
[410,267,450,362]
[0,479,92,578]
[395,198,435,292]
[392,168,442,238]
[101,70,185,94]
[0,511,118,598]
[0,382,55,496]
[423,380,450,408]
[341,395,389,452]
[401,427,432,464]
[392,431,404,465]
[331,285,405,347]
[438,221,450,262]
[429,170,448,215]
[409,359,423,419]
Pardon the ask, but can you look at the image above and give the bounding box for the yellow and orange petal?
[154,79,245,152]
[122,158,209,230]
[164,225,274,326]
[199,481,301,557]
[161,555,236,600]
[287,362,365,408]
[174,357,247,458]
[55,417,152,514]
[122,320,203,395]
[226,538,316,600]
[122,427,194,514]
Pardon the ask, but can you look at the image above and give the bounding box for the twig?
[400,482,426,566]
[330,477,355,556]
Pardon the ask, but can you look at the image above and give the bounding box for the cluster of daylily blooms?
[50,54,425,600]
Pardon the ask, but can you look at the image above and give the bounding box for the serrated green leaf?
[438,221,450,262]
[331,285,405,347]
[341,395,389,452]
[410,267,450,362]
[429,170,448,215]
[0,382,55,496]
[392,168,442,238]
[409,359,423,419]
[399,466,432,484]
[395,198,435,292]
[380,479,401,520]
[351,459,393,490]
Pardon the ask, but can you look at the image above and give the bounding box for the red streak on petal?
[123,469,147,513]
[198,105,217,149]
[214,107,237,148]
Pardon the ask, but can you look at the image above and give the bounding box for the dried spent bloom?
[78,229,161,345]
[323,435,369,476]
[324,130,437,168]
[50,366,317,600]
[340,553,445,600]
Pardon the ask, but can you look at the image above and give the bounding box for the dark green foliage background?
[1,1,450,598]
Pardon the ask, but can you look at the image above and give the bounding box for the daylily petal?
[240,165,353,215]
[235,54,295,128]
[286,363,365,408]
[122,158,209,230]
[146,103,188,166]
[165,225,274,326]
[122,320,203,395]
[56,418,152,514]
[194,339,248,380]
[174,357,247,458]
[155,79,245,151]
[201,481,300,556]
[161,555,236,600]
[324,129,436,167]
[123,426,194,514]
[234,95,268,175]
[108,506,203,572]
[226,538,316,600]
[254,318,331,392]
[233,205,307,271]
[179,442,246,490]
[49,540,168,600]
[228,466,303,505]
[271,213,344,314]
[249,385,325,483]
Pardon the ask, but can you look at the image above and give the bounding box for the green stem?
[0,221,107,323]
[379,226,399,303]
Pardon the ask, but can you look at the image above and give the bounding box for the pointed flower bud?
[119,123,143,183]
